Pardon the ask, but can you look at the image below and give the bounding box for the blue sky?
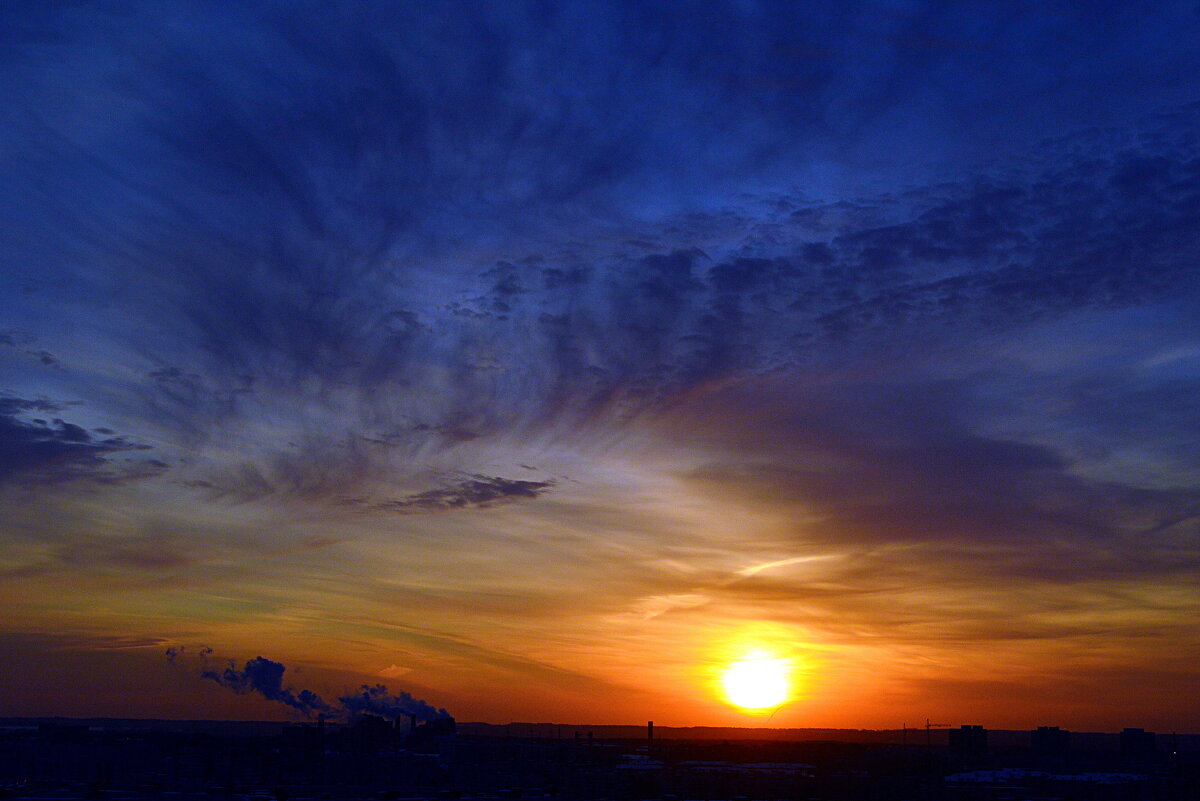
[2,1,1200,728]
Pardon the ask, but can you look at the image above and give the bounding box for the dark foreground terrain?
[2,718,1198,801]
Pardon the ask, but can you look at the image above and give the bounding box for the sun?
[721,652,791,711]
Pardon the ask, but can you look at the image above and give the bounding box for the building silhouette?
[1120,727,1156,767]
[948,725,988,764]
[1031,725,1070,767]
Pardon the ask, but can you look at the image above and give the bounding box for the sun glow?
[721,652,791,711]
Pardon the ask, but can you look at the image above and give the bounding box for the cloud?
[0,396,163,487]
[55,535,194,572]
[7,5,1198,452]
[13,632,173,652]
[0,330,61,368]
[679,376,1200,560]
[376,474,555,514]
[3,9,1197,517]
[377,663,411,679]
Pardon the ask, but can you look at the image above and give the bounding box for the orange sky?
[4,385,1197,731]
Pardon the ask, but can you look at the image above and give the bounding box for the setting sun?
[721,653,792,711]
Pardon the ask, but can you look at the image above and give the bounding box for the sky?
[2,1,1200,732]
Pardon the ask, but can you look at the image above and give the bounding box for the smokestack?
[648,720,654,743]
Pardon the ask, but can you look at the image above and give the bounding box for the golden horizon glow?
[721,651,792,712]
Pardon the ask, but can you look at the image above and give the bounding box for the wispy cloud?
[375,474,555,514]
[3,1,1200,728]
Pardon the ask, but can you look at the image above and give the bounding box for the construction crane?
[925,718,952,748]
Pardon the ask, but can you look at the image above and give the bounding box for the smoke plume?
[184,651,449,721]
[339,683,450,722]
[202,656,333,717]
